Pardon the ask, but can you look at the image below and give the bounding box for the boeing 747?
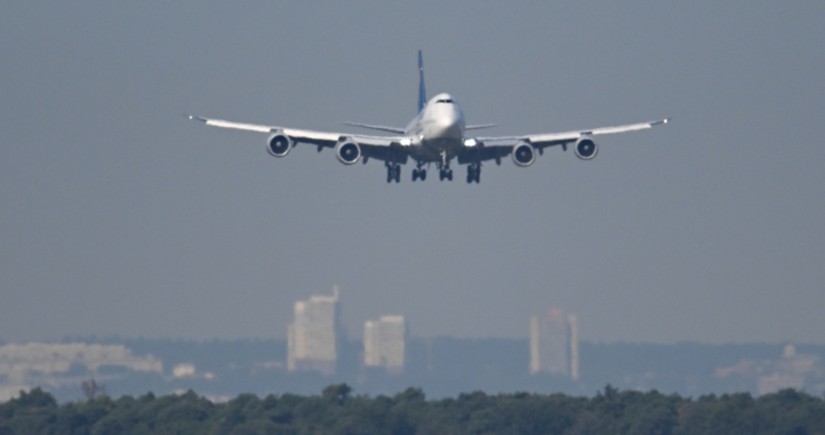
[188,51,669,183]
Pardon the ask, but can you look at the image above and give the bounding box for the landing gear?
[412,167,427,182]
[385,162,401,183]
[436,158,453,181]
[439,167,453,181]
[406,159,456,182]
[466,163,481,184]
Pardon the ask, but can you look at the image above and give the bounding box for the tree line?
[1,384,824,434]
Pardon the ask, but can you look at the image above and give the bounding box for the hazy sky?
[2,2,824,344]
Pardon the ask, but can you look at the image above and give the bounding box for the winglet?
[417,50,426,113]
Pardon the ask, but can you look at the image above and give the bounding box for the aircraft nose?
[434,118,460,139]
[434,110,462,138]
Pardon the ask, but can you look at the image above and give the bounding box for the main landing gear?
[438,167,453,181]
[385,162,401,183]
[412,161,454,182]
[412,167,427,182]
[393,160,460,183]
[466,163,481,184]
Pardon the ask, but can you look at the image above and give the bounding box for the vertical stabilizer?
[418,50,426,113]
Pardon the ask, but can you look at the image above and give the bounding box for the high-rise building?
[568,314,580,381]
[363,315,406,373]
[287,286,343,375]
[529,307,580,380]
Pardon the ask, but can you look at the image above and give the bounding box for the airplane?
[187,50,669,184]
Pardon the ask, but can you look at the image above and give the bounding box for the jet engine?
[574,137,598,160]
[512,141,536,167]
[335,140,361,165]
[266,133,292,157]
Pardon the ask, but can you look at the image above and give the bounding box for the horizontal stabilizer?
[465,123,496,131]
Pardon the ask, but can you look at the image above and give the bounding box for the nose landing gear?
[385,162,401,183]
[437,156,453,181]
[439,167,453,181]
[466,163,481,184]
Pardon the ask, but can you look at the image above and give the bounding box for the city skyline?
[2,337,821,403]
[285,287,581,380]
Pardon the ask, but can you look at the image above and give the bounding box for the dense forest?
[1,385,824,434]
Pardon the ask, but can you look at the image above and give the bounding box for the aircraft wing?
[460,118,670,163]
[187,115,412,163]
[342,122,406,134]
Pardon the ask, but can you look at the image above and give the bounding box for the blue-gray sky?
[2,2,824,344]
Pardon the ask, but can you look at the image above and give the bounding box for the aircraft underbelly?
[411,138,463,162]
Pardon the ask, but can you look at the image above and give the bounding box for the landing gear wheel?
[467,164,481,183]
[412,164,427,182]
[412,168,425,182]
[439,168,454,181]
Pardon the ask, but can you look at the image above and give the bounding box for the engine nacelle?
[335,140,361,165]
[574,137,598,160]
[266,133,292,157]
[512,141,536,167]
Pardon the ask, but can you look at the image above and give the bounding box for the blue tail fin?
[418,50,426,113]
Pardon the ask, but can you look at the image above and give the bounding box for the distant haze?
[2,2,824,343]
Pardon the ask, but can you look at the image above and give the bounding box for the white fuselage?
[404,93,466,163]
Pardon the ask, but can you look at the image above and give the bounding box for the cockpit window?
[436,99,454,104]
